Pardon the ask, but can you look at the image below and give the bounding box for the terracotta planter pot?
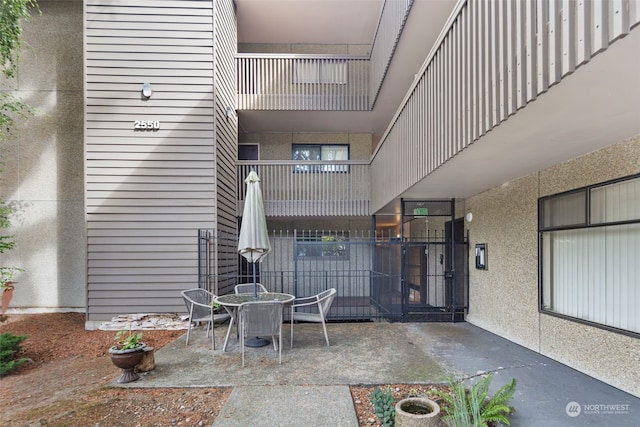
[1,282,16,317]
[109,344,146,383]
[395,397,441,427]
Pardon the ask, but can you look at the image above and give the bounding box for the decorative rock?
[99,313,189,331]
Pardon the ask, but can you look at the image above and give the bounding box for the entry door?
[444,218,467,318]
[404,241,447,310]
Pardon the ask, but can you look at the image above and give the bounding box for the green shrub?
[0,332,28,376]
[370,386,396,427]
[432,374,516,427]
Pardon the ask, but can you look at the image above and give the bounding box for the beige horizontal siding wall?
[213,0,239,296]
[371,0,640,213]
[85,0,219,321]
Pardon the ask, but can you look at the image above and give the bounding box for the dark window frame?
[538,173,640,338]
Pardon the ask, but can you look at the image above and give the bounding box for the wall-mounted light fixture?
[465,212,473,222]
[141,82,152,99]
[226,106,237,121]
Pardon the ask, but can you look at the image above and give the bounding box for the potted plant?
[1,266,23,319]
[431,374,516,427]
[108,330,146,383]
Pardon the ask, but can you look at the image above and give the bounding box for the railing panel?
[370,0,640,214]
[369,0,414,107]
[237,161,370,217]
[237,55,370,111]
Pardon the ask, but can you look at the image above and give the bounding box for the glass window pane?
[541,224,640,334]
[591,177,640,224]
[238,144,259,160]
[292,144,321,161]
[320,145,348,161]
[296,234,349,258]
[540,190,586,229]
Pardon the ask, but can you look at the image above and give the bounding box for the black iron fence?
[198,229,468,322]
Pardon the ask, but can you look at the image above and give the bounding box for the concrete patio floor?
[117,321,639,427]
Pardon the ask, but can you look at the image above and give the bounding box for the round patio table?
[214,292,294,351]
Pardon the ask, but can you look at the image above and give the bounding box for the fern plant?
[0,332,28,376]
[432,374,516,427]
[370,386,396,427]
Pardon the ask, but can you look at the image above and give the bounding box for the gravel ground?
[1,313,446,426]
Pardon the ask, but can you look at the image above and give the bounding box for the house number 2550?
[134,120,160,130]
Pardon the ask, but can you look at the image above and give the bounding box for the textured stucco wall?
[465,135,640,397]
[464,174,540,350]
[0,0,85,311]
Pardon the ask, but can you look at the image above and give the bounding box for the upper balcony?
[237,161,370,217]
[237,0,415,113]
[237,54,370,111]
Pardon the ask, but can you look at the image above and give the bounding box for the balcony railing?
[369,0,414,106]
[370,0,640,213]
[237,161,370,217]
[237,54,370,111]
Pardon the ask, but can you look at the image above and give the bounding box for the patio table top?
[214,292,294,307]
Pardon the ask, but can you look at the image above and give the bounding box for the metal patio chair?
[181,288,231,350]
[238,300,284,367]
[290,288,337,348]
[234,283,268,294]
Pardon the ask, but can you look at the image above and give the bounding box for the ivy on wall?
[0,0,39,292]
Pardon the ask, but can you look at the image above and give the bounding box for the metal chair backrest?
[317,288,337,318]
[181,288,214,320]
[239,300,283,337]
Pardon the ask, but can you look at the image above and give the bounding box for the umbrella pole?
[253,262,257,298]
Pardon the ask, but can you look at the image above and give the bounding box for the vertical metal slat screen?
[370,0,640,214]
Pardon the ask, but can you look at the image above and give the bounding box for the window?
[292,144,349,173]
[293,60,347,84]
[539,174,640,336]
[296,233,349,259]
[238,144,259,161]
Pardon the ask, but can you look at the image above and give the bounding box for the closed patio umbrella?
[238,170,271,298]
[238,170,272,347]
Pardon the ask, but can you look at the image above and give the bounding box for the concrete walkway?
[116,321,639,426]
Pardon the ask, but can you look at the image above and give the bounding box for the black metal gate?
[371,199,468,322]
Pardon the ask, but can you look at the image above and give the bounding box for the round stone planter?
[109,344,146,383]
[1,282,16,317]
[395,397,441,427]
